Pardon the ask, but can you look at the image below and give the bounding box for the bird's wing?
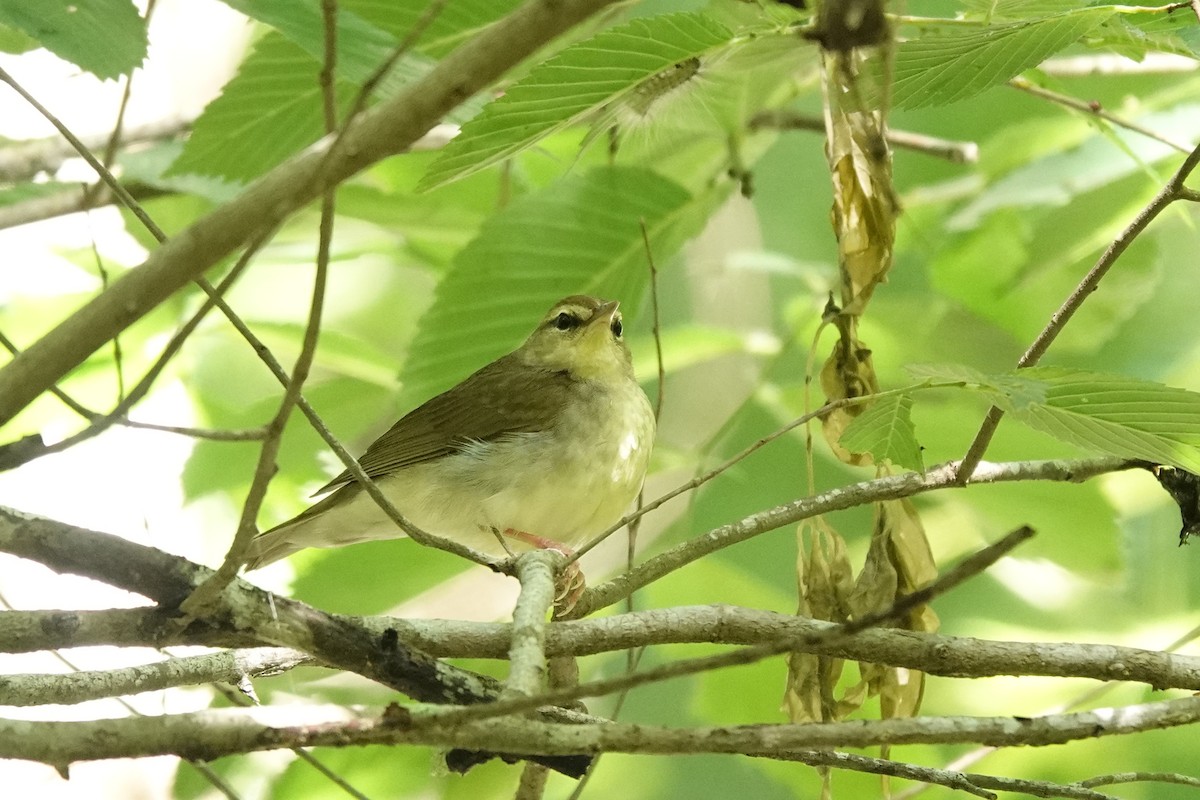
[316,354,575,493]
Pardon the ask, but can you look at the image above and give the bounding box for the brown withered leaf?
[818,51,895,463]
[884,496,939,634]
[792,31,936,727]
[785,518,854,723]
[847,496,938,719]
[819,313,879,467]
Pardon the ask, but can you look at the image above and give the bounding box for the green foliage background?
[2,0,1200,797]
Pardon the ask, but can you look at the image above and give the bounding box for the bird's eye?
[610,317,623,338]
[553,312,579,331]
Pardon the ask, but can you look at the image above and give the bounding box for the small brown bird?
[245,295,656,580]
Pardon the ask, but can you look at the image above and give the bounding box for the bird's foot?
[502,529,586,615]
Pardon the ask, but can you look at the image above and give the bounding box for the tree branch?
[8,604,1200,695]
[0,648,311,707]
[750,110,979,164]
[3,695,1199,765]
[576,456,1136,616]
[0,117,191,183]
[0,505,592,777]
[776,750,1121,800]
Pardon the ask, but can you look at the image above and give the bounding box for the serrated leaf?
[839,393,924,472]
[343,0,523,58]
[907,363,1048,409]
[0,0,146,79]
[892,8,1114,109]
[176,2,438,182]
[218,0,412,84]
[167,33,358,182]
[1094,14,1200,61]
[418,13,734,191]
[958,0,1088,21]
[399,166,707,405]
[1007,367,1200,471]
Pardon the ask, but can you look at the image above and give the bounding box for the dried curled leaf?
[791,31,937,727]
[785,518,854,723]
[819,324,879,467]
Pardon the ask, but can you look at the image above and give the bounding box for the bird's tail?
[243,521,309,571]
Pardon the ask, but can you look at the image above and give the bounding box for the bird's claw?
[501,528,586,615]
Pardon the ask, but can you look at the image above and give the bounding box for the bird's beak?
[588,300,620,329]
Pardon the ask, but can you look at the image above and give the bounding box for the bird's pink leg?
[501,529,586,612]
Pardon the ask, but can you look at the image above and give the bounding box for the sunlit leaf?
[219,0,417,84]
[418,13,734,190]
[892,8,1114,109]
[1005,367,1200,472]
[167,33,359,182]
[342,0,524,58]
[0,0,146,79]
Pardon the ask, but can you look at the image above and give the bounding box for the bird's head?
[518,295,633,382]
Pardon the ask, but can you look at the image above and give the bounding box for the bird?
[244,295,656,596]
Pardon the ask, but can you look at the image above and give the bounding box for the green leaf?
[1093,14,1200,61]
[0,23,36,54]
[1006,367,1200,471]
[907,364,1048,409]
[418,12,734,191]
[399,166,706,405]
[167,33,358,182]
[0,0,146,79]
[840,393,925,472]
[119,141,241,204]
[892,8,1114,109]
[174,1,445,182]
[343,0,524,58]
[218,0,416,85]
[957,0,1090,21]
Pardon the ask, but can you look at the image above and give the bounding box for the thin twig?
[775,749,1128,800]
[182,0,341,611]
[577,457,1131,616]
[0,332,267,443]
[351,0,449,120]
[1079,771,1200,790]
[206,682,374,800]
[750,110,979,164]
[955,142,1200,483]
[1009,77,1195,154]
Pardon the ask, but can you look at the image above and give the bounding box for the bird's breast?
[463,378,654,549]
